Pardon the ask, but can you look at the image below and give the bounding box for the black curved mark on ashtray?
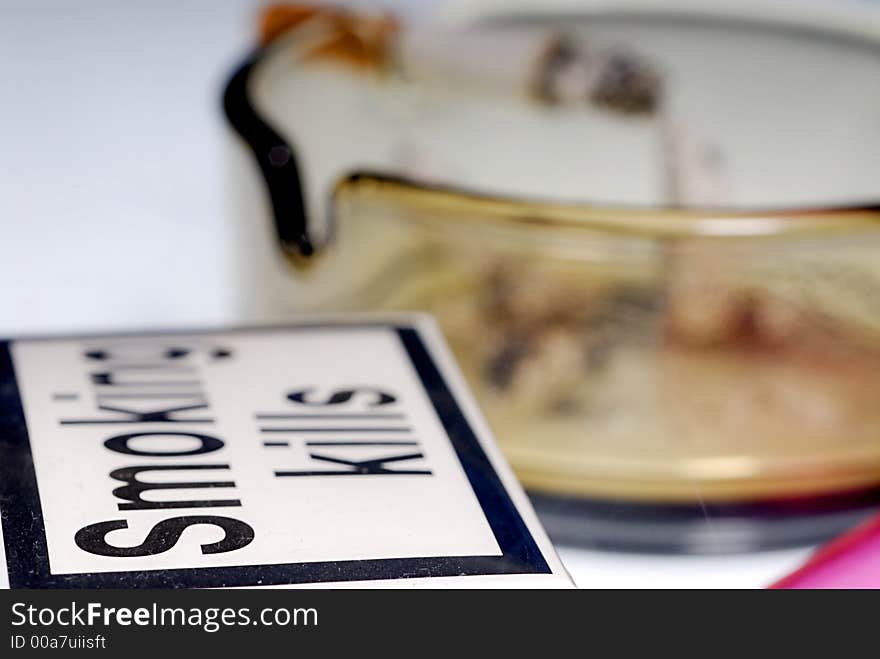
[223,51,314,258]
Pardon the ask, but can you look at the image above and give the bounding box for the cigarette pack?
[0,316,571,588]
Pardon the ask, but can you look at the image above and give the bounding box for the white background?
[3,0,875,587]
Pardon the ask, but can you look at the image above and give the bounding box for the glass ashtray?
[224,2,880,551]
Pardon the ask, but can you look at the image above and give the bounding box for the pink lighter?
[770,514,880,589]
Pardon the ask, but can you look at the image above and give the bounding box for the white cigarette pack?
[0,316,571,588]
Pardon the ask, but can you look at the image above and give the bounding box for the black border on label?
[0,324,550,587]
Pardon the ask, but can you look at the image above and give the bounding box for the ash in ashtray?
[533,33,662,115]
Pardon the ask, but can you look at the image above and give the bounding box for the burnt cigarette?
[396,27,662,115]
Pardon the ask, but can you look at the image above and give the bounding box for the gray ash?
[532,32,662,115]
[589,50,662,115]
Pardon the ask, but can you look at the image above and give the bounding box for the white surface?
[0,0,848,588]
[0,0,253,334]
[557,545,815,589]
